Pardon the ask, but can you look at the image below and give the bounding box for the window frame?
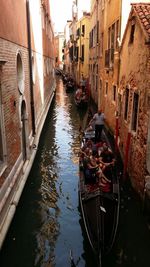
[131,92,139,132]
[124,87,129,121]
[112,84,117,102]
[129,20,135,44]
[105,81,108,96]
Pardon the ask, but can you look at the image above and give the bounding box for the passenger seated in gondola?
[84,156,99,184]
[94,141,103,157]
[100,143,115,165]
[98,143,115,192]
[80,148,99,184]
[81,139,99,157]
[82,139,93,151]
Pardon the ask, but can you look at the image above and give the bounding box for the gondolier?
[89,109,105,142]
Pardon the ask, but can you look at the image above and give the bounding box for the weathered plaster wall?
[119,16,150,195]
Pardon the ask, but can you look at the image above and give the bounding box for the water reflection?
[34,145,60,267]
[33,77,88,267]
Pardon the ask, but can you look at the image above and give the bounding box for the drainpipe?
[26,0,36,135]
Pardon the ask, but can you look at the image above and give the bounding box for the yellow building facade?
[89,0,121,131]
[90,0,150,133]
[88,0,99,102]
[100,0,121,132]
[75,13,91,85]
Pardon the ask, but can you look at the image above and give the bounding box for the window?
[100,32,104,56]
[129,21,135,44]
[17,53,24,94]
[108,27,111,49]
[118,93,122,116]
[89,30,94,48]
[107,24,115,67]
[131,93,139,131]
[69,46,73,61]
[96,64,98,92]
[93,25,96,47]
[105,81,108,95]
[115,20,119,49]
[81,45,84,62]
[97,21,99,44]
[75,46,79,61]
[82,25,85,36]
[124,87,129,120]
[76,28,80,37]
[93,64,95,88]
[89,31,91,48]
[111,23,115,50]
[100,79,103,91]
[112,85,116,101]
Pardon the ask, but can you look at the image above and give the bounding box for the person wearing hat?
[89,109,105,143]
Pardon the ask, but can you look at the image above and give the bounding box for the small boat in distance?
[78,127,120,266]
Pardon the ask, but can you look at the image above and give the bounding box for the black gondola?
[78,128,120,266]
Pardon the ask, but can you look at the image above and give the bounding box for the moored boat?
[78,128,120,266]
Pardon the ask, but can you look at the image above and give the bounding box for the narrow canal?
[1,77,150,267]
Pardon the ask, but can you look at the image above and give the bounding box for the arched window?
[17,53,24,94]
